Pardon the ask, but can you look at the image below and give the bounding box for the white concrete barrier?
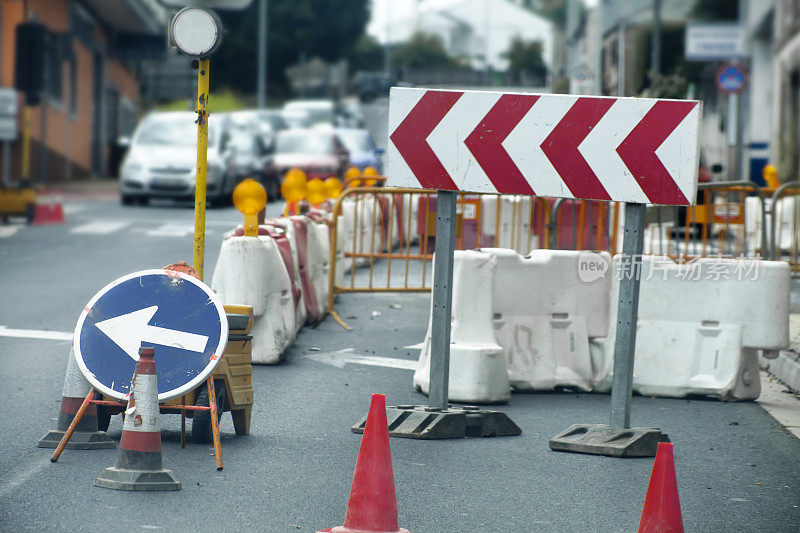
[413,250,510,403]
[592,255,790,400]
[211,236,298,364]
[486,248,611,392]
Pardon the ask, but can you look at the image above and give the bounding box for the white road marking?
[147,223,206,237]
[71,220,131,234]
[306,348,416,370]
[0,226,20,238]
[0,326,72,341]
[0,458,50,499]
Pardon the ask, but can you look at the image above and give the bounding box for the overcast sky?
[368,0,599,42]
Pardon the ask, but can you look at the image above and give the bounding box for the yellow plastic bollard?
[233,178,267,237]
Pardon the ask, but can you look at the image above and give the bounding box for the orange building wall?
[1,0,143,180]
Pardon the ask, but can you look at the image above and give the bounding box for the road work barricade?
[413,249,610,401]
[591,255,789,400]
[212,231,299,364]
[413,250,509,403]
[327,187,552,329]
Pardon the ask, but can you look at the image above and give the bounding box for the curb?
[761,351,800,392]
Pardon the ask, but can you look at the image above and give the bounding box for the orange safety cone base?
[38,429,115,450]
[318,394,408,533]
[638,442,683,533]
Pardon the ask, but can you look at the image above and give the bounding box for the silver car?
[119,111,235,206]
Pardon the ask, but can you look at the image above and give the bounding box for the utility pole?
[256,0,267,108]
[650,0,661,80]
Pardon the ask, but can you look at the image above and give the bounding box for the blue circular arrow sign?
[74,269,228,402]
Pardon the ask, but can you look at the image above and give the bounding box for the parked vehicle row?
[118,99,383,207]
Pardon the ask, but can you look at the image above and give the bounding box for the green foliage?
[211,0,369,95]
[392,32,455,69]
[350,34,384,73]
[503,36,547,78]
[154,90,247,113]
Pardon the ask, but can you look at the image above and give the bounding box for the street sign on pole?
[74,270,228,402]
[385,87,701,453]
[386,88,701,205]
[685,23,746,61]
[716,63,747,95]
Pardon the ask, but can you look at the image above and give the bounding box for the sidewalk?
[758,313,800,439]
[53,178,120,200]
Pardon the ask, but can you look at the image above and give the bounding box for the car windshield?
[230,129,257,154]
[261,112,288,131]
[285,103,333,125]
[275,131,334,154]
[337,130,372,153]
[134,115,218,147]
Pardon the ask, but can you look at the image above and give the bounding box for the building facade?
[0,0,165,183]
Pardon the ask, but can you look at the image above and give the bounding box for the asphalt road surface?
[1,192,799,532]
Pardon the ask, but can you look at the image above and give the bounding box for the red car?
[263,129,349,199]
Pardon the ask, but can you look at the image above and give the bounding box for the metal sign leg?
[549,202,669,457]
[350,190,520,440]
[429,190,457,409]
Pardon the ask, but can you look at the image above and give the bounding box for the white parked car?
[119,111,236,206]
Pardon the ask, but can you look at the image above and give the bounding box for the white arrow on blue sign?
[74,269,228,402]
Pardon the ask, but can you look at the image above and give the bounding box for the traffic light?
[14,22,48,106]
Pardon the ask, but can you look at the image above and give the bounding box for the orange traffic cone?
[94,346,181,491]
[638,442,683,533]
[319,394,409,533]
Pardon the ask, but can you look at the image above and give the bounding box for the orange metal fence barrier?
[326,187,551,329]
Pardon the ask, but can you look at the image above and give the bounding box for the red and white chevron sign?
[385,87,702,205]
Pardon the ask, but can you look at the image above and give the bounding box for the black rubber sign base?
[549,423,670,457]
[351,404,521,439]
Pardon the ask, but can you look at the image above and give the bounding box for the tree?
[211,0,370,97]
[503,36,547,83]
[349,35,384,73]
[391,32,455,69]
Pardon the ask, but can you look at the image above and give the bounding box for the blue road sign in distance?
[74,269,228,402]
[716,64,747,94]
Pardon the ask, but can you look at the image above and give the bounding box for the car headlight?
[121,162,145,181]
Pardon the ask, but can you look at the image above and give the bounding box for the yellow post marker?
[324,176,343,199]
[193,58,210,281]
[763,164,779,189]
[363,166,379,187]
[233,178,267,236]
[306,178,327,206]
[21,107,31,180]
